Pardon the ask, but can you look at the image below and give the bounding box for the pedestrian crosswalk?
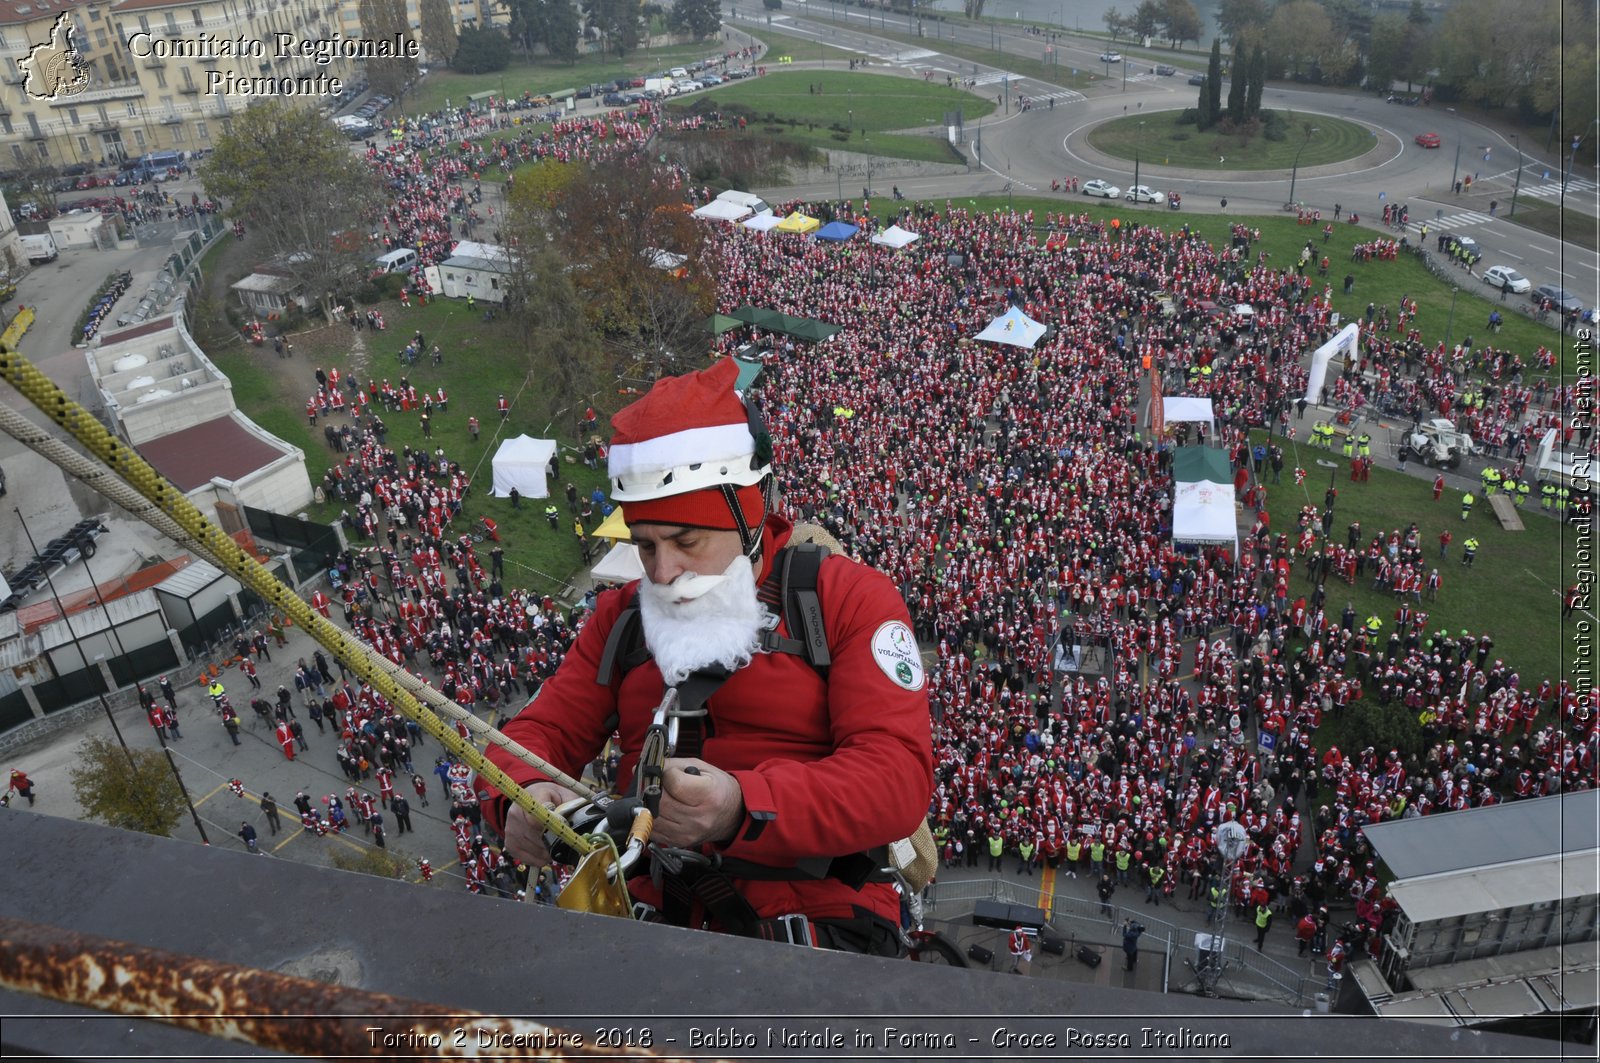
[1422,211,1493,230]
[1517,179,1598,199]
[970,70,1015,86]
[1030,88,1086,103]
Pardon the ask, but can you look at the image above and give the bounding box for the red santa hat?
[607,358,770,544]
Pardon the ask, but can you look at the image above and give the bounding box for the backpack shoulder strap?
[779,541,832,675]
[595,589,648,687]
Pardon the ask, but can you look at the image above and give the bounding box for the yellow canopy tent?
[775,212,820,234]
[593,508,631,541]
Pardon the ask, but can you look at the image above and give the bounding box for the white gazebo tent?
[489,435,558,498]
[590,542,644,584]
[1172,479,1237,555]
[1161,395,1219,440]
[974,306,1047,348]
[742,213,783,232]
[870,224,921,248]
[692,199,752,222]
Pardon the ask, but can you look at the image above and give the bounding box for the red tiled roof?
[0,0,91,30]
[137,414,290,492]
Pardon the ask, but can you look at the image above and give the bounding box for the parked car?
[1099,51,1122,63]
[1083,179,1121,199]
[1414,132,1441,148]
[1482,265,1531,294]
[1441,233,1481,264]
[1531,284,1584,314]
[726,67,755,79]
[699,73,723,85]
[1188,73,1206,85]
[602,93,625,106]
[1124,185,1165,204]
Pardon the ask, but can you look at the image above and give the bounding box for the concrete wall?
[39,592,167,674]
[114,379,234,446]
[48,214,112,252]
[223,445,315,516]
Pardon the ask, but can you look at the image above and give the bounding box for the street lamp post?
[1448,107,1462,191]
[1509,133,1524,218]
[1288,126,1319,207]
[1133,119,1144,195]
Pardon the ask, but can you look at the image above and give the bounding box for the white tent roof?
[1173,479,1237,546]
[490,435,558,499]
[974,305,1047,348]
[693,199,752,222]
[590,541,643,584]
[1163,396,1215,424]
[870,224,921,248]
[742,213,783,232]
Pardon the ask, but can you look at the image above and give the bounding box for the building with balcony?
[0,0,359,174]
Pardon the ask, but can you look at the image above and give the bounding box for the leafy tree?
[509,159,714,374]
[1434,0,1559,109]
[1103,8,1128,40]
[1396,4,1433,90]
[963,0,987,18]
[199,100,382,321]
[331,847,410,878]
[453,25,513,72]
[505,0,582,61]
[1530,10,1596,138]
[1319,0,1373,54]
[1206,37,1223,123]
[1130,0,1162,39]
[70,735,185,837]
[419,0,459,66]
[586,0,645,57]
[1196,71,1213,129]
[1159,0,1201,49]
[667,0,721,39]
[1263,0,1339,79]
[357,0,420,97]
[1246,44,1265,118]
[1214,0,1268,47]
[1364,12,1406,93]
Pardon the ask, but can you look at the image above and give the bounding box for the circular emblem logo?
[871,621,925,691]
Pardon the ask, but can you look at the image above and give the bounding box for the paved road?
[732,5,1598,302]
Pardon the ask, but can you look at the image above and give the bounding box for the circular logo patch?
[872,621,925,691]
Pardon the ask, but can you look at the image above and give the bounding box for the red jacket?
[480,515,934,928]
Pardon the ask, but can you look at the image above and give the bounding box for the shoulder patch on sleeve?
[871,620,925,691]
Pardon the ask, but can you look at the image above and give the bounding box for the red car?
[1415,132,1441,148]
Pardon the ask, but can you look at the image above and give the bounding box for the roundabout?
[1085,109,1377,172]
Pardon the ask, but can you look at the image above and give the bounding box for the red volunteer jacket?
[480,515,934,928]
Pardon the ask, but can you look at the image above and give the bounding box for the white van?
[715,189,771,216]
[373,248,418,274]
[20,234,57,263]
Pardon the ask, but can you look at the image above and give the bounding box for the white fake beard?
[638,554,764,686]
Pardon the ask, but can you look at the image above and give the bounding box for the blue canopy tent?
[814,221,860,242]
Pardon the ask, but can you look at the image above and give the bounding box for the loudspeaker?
[966,944,994,965]
[1076,945,1102,969]
[1040,935,1067,956]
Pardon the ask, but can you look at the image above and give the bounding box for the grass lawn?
[403,42,734,117]
[1087,110,1377,171]
[753,26,869,65]
[825,20,1099,96]
[1257,431,1567,682]
[1498,197,1600,254]
[670,70,990,164]
[204,284,614,599]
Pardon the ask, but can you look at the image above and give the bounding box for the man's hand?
[655,758,744,848]
[501,781,583,867]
